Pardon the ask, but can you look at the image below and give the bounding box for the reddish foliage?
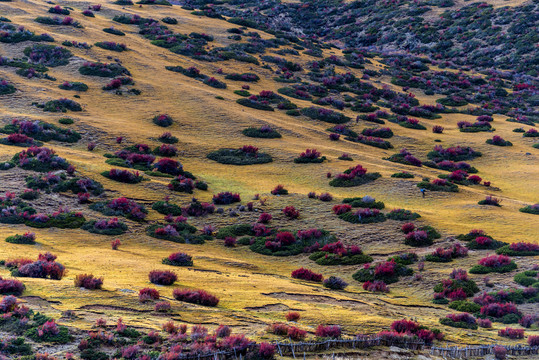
[149,270,177,285]
[291,267,323,282]
[139,288,160,302]
[172,289,219,307]
[286,312,300,322]
[282,206,300,219]
[315,325,341,338]
[74,274,103,289]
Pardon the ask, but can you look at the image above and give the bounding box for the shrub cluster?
[207,147,273,165]
[173,289,219,307]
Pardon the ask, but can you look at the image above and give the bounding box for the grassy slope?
[0,0,537,350]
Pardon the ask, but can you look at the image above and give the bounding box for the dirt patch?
[78,304,152,313]
[244,303,301,312]
[262,292,371,311]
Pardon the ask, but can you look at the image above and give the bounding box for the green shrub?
[448,300,481,313]
[207,148,273,165]
[391,172,414,178]
[152,201,182,216]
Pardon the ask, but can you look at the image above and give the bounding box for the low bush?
[417,178,459,192]
[282,206,300,219]
[139,288,160,303]
[5,232,36,244]
[363,280,389,293]
[391,172,414,178]
[323,276,348,290]
[13,253,66,280]
[158,132,178,143]
[81,218,128,235]
[478,195,502,206]
[207,147,272,165]
[387,208,421,221]
[286,312,300,321]
[291,267,323,282]
[343,196,385,209]
[43,98,82,112]
[0,276,25,295]
[498,327,524,339]
[486,135,512,146]
[74,274,103,289]
[440,313,477,329]
[26,319,72,343]
[386,149,422,167]
[79,62,129,77]
[149,270,177,285]
[329,164,381,187]
[427,145,481,162]
[162,252,193,266]
[425,243,468,262]
[294,149,326,163]
[271,184,288,195]
[103,27,125,36]
[301,107,350,124]
[309,241,372,265]
[23,44,73,70]
[315,325,341,339]
[470,255,517,274]
[89,198,147,221]
[59,81,88,91]
[404,226,441,247]
[213,192,241,205]
[353,260,413,284]
[496,242,539,256]
[173,289,219,307]
[519,204,539,215]
[95,41,127,52]
[102,168,144,183]
[338,208,386,224]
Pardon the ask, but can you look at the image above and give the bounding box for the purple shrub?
[149,270,177,285]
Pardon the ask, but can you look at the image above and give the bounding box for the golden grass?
[0,0,537,348]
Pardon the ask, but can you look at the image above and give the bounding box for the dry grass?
[0,0,537,351]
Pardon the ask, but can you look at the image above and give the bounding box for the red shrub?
[478,254,512,268]
[401,223,415,233]
[286,312,300,322]
[291,267,323,282]
[172,289,219,307]
[267,323,289,335]
[0,277,25,296]
[215,325,231,338]
[363,280,389,293]
[271,184,288,195]
[224,237,236,247]
[111,239,121,250]
[282,206,299,219]
[287,326,306,340]
[498,327,524,339]
[258,212,272,223]
[477,318,492,328]
[154,301,171,312]
[149,270,177,285]
[315,325,341,338]
[528,336,539,346]
[391,319,419,333]
[139,288,160,302]
[332,204,352,215]
[493,346,507,360]
[258,342,275,359]
[480,302,521,318]
[74,274,103,290]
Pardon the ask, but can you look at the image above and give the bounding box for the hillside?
[0,0,538,359]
